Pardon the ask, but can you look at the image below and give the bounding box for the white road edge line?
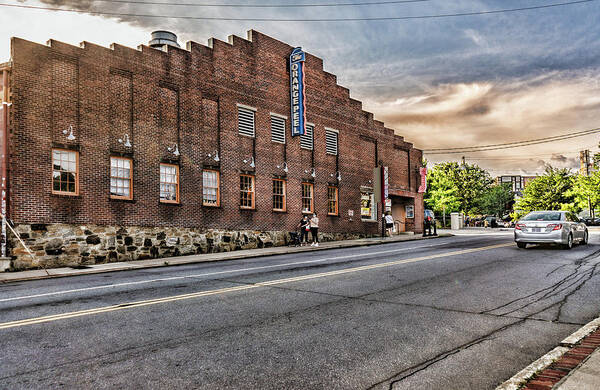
[495,315,600,390]
[0,241,460,303]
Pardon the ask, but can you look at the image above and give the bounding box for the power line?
[423,127,600,154]
[60,0,431,7]
[0,0,595,22]
[424,128,600,152]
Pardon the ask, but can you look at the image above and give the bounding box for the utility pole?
[580,150,594,219]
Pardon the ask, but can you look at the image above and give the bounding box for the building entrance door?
[391,202,405,233]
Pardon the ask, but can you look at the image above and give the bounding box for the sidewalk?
[0,232,451,284]
[497,315,600,390]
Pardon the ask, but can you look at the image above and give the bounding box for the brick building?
[0,30,424,270]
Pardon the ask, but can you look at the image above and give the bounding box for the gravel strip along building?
[0,30,424,271]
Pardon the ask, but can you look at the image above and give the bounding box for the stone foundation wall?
[7,224,369,271]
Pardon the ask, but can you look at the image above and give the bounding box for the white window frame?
[110,156,133,200]
[325,127,339,155]
[237,103,256,138]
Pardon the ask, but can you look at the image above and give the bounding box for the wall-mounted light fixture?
[62,125,75,141]
[336,171,342,181]
[311,168,316,178]
[167,143,180,156]
[209,151,220,162]
[118,134,132,148]
[283,162,288,173]
[243,156,255,168]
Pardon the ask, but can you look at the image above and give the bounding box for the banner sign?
[373,166,389,203]
[289,47,306,137]
[383,166,389,200]
[418,167,427,193]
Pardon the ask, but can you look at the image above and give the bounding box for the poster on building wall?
[361,193,373,219]
[406,205,415,218]
[289,47,306,137]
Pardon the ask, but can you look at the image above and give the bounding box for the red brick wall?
[7,30,423,234]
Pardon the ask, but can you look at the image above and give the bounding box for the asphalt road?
[1,232,600,389]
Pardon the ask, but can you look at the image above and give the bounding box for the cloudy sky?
[1,0,599,175]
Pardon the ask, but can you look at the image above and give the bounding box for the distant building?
[496,175,537,197]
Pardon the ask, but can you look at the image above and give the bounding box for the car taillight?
[549,223,562,231]
[515,223,526,230]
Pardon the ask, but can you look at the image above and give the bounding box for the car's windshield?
[521,212,562,221]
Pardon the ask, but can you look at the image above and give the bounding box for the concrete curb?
[0,233,453,284]
[496,314,600,390]
[496,347,570,390]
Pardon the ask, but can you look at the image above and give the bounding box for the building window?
[270,114,286,144]
[302,182,314,213]
[52,149,79,195]
[325,128,339,155]
[273,179,286,211]
[110,157,132,200]
[240,174,255,209]
[238,105,256,138]
[361,192,376,220]
[160,163,179,203]
[300,123,314,150]
[328,186,339,215]
[203,170,220,207]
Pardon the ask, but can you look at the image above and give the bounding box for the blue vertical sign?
[289,47,306,136]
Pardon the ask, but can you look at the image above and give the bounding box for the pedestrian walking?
[310,212,319,247]
[297,215,310,246]
[384,211,394,237]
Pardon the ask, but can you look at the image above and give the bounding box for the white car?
[514,211,588,249]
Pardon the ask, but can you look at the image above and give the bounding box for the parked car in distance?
[514,211,588,249]
[484,216,499,228]
[582,217,600,226]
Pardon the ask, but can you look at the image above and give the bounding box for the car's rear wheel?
[563,233,573,250]
[517,242,527,249]
[581,231,588,245]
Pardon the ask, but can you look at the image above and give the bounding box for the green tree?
[476,183,514,217]
[568,171,600,218]
[593,152,600,169]
[425,162,493,215]
[425,172,461,217]
[513,167,575,219]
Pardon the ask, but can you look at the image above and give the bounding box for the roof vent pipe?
[149,31,180,49]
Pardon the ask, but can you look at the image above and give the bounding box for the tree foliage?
[475,183,514,217]
[568,170,600,218]
[425,162,493,215]
[513,167,575,219]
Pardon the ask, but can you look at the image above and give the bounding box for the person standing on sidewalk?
[384,211,394,237]
[297,215,310,246]
[310,212,319,247]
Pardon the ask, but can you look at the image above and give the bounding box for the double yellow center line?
[0,242,512,330]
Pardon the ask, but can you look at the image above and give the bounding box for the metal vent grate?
[325,129,338,155]
[300,124,314,150]
[238,107,255,138]
[270,115,286,144]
